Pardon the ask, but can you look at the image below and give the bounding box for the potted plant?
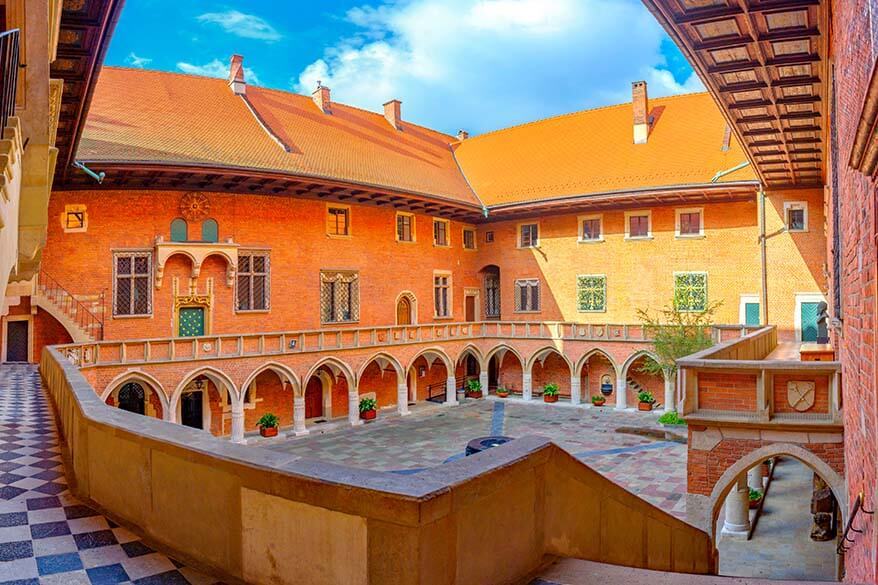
[359,397,377,421]
[543,383,560,403]
[256,413,279,438]
[496,386,510,398]
[748,487,763,509]
[465,379,483,399]
[637,390,656,411]
[591,394,606,407]
[657,411,686,427]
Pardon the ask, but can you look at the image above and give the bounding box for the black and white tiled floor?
[0,365,224,585]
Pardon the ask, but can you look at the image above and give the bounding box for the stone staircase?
[32,272,103,342]
[626,375,662,409]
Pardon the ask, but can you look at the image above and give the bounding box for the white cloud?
[125,52,152,68]
[197,10,281,42]
[294,0,703,134]
[177,58,262,85]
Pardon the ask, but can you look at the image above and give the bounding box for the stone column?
[292,395,308,436]
[522,372,533,400]
[165,403,176,424]
[615,374,627,409]
[445,375,458,405]
[397,381,410,416]
[348,390,362,425]
[747,466,762,493]
[479,371,489,397]
[570,375,581,405]
[230,394,245,443]
[721,475,751,539]
[663,371,676,412]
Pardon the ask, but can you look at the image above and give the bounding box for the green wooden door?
[744,302,760,326]
[179,307,205,337]
[800,302,820,342]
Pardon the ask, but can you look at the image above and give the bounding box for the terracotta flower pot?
[749,497,762,510]
[465,391,483,399]
[638,401,653,411]
[360,409,377,421]
[544,394,559,403]
[259,426,278,438]
[496,392,509,398]
[592,400,606,407]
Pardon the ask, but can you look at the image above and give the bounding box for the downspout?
[710,160,750,183]
[758,185,768,325]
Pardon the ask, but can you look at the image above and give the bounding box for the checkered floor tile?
[0,364,225,585]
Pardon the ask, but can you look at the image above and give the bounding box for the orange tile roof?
[78,67,481,206]
[78,68,757,210]
[453,92,758,206]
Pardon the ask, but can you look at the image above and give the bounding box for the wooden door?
[5,321,28,362]
[396,296,412,325]
[305,378,323,418]
[181,392,203,429]
[801,302,820,342]
[179,307,205,337]
[465,295,476,322]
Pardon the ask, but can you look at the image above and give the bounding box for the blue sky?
[105,0,701,135]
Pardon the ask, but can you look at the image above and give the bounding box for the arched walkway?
[357,352,407,415]
[102,370,169,421]
[621,351,666,411]
[406,348,455,405]
[486,344,525,397]
[303,357,359,427]
[526,347,573,401]
[169,367,238,436]
[576,348,620,407]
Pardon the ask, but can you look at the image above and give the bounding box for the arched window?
[201,218,218,243]
[118,382,145,415]
[170,218,188,242]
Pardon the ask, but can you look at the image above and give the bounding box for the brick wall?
[696,372,757,411]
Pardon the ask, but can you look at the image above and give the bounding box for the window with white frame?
[433,219,449,247]
[579,215,603,242]
[577,275,606,312]
[462,228,476,250]
[784,201,808,232]
[237,252,270,311]
[676,208,703,237]
[625,211,652,239]
[518,223,539,248]
[514,279,540,312]
[326,205,350,236]
[433,273,451,317]
[674,272,708,312]
[396,212,414,242]
[320,271,359,323]
[113,252,152,316]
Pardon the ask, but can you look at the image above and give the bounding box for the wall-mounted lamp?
[418,366,426,377]
[194,377,205,390]
[288,339,297,350]
[73,161,106,184]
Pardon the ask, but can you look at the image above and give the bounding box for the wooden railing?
[56,321,657,368]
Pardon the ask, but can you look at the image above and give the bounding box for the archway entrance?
[118,382,145,415]
[181,391,203,429]
[304,377,324,418]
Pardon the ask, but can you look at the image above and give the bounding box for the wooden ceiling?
[51,0,125,188]
[642,0,829,189]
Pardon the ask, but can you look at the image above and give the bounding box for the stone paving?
[265,398,690,518]
[0,365,223,585]
[718,457,837,581]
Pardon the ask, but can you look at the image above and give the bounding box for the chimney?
[384,99,402,130]
[632,80,649,144]
[457,129,469,141]
[312,81,331,114]
[228,54,246,95]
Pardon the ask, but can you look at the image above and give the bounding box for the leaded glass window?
[519,224,538,247]
[397,214,414,242]
[674,272,708,312]
[114,252,152,316]
[577,275,606,312]
[434,274,450,317]
[433,220,448,246]
[237,252,270,311]
[321,271,359,323]
[484,272,500,319]
[463,229,476,250]
[514,279,540,312]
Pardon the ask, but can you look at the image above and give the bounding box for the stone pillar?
[522,372,533,401]
[479,371,489,397]
[165,403,176,423]
[445,375,458,405]
[663,371,676,412]
[397,381,410,415]
[292,395,308,436]
[721,475,751,538]
[615,374,627,409]
[348,390,362,425]
[230,394,245,443]
[570,375,581,405]
[747,466,762,493]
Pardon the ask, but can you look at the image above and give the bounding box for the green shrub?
[591,394,606,404]
[256,412,279,429]
[359,397,377,412]
[466,379,482,392]
[543,383,560,396]
[658,411,686,425]
[748,488,763,502]
[637,390,655,404]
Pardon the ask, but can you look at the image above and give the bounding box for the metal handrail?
[0,29,20,131]
[838,492,874,554]
[37,272,104,341]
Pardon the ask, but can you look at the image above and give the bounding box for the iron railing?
[0,29,20,131]
[838,492,874,555]
[37,272,104,341]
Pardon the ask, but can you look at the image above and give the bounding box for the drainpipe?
[710,160,750,183]
[758,185,769,325]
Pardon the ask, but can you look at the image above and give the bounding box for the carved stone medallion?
[180,192,210,221]
[787,380,816,412]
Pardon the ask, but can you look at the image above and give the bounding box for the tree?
[636,299,722,377]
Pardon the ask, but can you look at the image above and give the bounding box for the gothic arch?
[406,347,454,374]
[395,291,418,325]
[525,346,574,374]
[356,352,405,383]
[241,362,300,398]
[575,348,620,377]
[101,369,170,414]
[621,349,662,379]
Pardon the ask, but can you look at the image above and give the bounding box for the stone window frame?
[326,203,351,238]
[514,278,541,313]
[673,271,708,313]
[62,204,88,234]
[433,218,451,248]
[112,249,153,318]
[624,210,653,240]
[783,201,809,232]
[675,207,705,238]
[462,227,477,251]
[320,270,360,324]
[485,231,495,243]
[236,250,271,313]
[577,214,604,243]
[433,270,453,319]
[396,212,416,243]
[576,274,607,313]
[517,222,540,249]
